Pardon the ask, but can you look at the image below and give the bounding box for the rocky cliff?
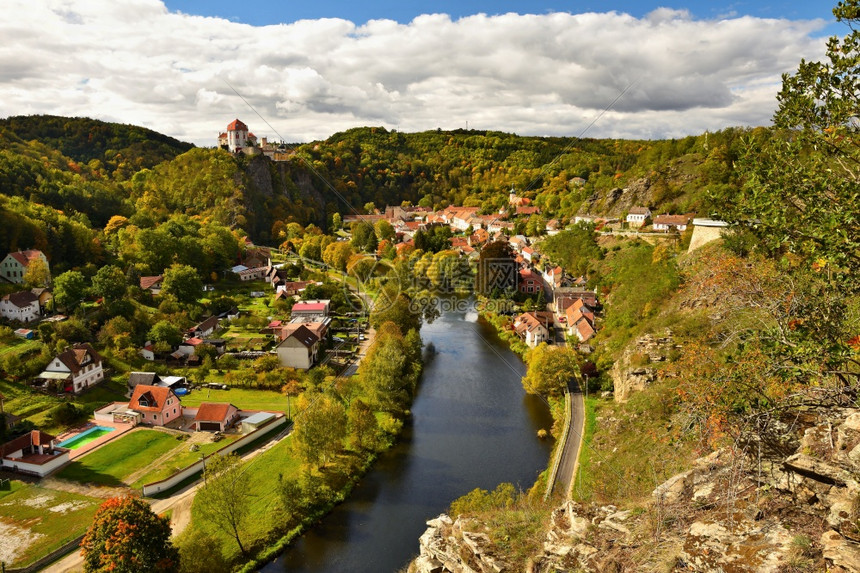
[409,405,860,572]
[611,332,678,402]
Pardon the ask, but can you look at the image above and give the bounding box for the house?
[653,214,692,232]
[178,337,204,357]
[189,316,219,339]
[522,246,536,262]
[514,312,554,347]
[128,384,182,427]
[237,267,267,281]
[518,269,543,294]
[277,281,316,296]
[542,266,564,291]
[516,206,541,216]
[0,291,41,323]
[553,287,599,309]
[573,317,596,342]
[290,300,330,319]
[0,250,49,285]
[508,235,528,252]
[140,275,164,294]
[546,219,561,235]
[30,288,53,313]
[128,371,161,394]
[14,328,34,339]
[276,325,320,369]
[0,430,70,477]
[193,402,239,432]
[241,247,271,269]
[280,321,328,343]
[626,207,651,227]
[140,343,156,361]
[38,343,104,394]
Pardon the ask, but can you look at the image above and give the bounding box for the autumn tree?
[348,398,379,451]
[196,453,252,556]
[521,344,580,397]
[148,320,183,348]
[81,495,179,573]
[23,257,50,288]
[292,393,347,468]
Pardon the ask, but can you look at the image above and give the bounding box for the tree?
[53,270,87,310]
[330,212,342,231]
[196,453,252,556]
[322,240,353,272]
[23,257,50,288]
[148,320,182,348]
[350,221,378,252]
[713,1,860,389]
[81,495,179,573]
[292,393,347,468]
[161,264,202,304]
[521,344,580,397]
[175,530,229,573]
[91,265,127,302]
[348,398,379,451]
[374,219,395,242]
[281,379,302,420]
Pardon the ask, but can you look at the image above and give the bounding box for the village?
[0,119,725,571]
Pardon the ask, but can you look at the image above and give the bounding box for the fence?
[544,390,572,501]
[141,414,287,496]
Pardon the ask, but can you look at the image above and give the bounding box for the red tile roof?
[129,384,176,413]
[292,302,327,312]
[7,250,44,267]
[1,430,57,458]
[140,275,163,290]
[227,119,248,131]
[194,402,237,423]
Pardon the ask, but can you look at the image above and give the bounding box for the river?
[262,307,554,573]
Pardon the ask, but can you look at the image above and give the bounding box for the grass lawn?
[189,435,302,562]
[29,378,130,435]
[0,481,101,568]
[0,337,41,358]
[131,435,241,488]
[55,429,181,487]
[180,386,286,412]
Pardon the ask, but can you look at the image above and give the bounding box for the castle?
[218,119,257,153]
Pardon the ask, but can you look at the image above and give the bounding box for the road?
[550,380,585,498]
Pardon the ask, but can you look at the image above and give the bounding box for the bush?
[50,402,87,427]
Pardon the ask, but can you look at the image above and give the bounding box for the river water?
[262,307,554,573]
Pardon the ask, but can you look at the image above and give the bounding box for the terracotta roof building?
[193,402,239,432]
[128,384,182,427]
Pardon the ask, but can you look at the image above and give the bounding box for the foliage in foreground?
[81,495,178,573]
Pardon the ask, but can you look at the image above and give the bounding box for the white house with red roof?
[192,402,239,432]
[0,430,70,477]
[290,299,330,319]
[38,343,104,394]
[219,119,257,152]
[128,384,182,427]
[0,250,49,284]
[514,311,554,347]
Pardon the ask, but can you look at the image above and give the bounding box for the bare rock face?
[409,408,860,573]
[612,332,678,402]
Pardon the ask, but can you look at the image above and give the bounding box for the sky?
[0,1,839,146]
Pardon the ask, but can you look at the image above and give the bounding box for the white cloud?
[0,0,828,144]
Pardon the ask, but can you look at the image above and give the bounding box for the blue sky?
[163,0,839,34]
[1,1,837,143]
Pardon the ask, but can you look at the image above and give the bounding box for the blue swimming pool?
[174,387,189,396]
[57,426,115,449]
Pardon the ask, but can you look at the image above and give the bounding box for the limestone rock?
[822,530,860,572]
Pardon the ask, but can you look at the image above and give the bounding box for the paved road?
[550,380,585,498]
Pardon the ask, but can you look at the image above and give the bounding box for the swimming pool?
[57,426,115,449]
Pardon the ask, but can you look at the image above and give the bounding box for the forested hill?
[0,115,193,178]
[292,125,748,222]
[0,114,757,272]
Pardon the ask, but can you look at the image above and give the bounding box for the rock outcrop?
[409,407,860,572]
[612,332,677,402]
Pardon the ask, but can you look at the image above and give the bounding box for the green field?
[0,481,101,567]
[0,337,41,358]
[55,429,181,486]
[189,435,302,561]
[180,386,285,412]
[131,435,241,488]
